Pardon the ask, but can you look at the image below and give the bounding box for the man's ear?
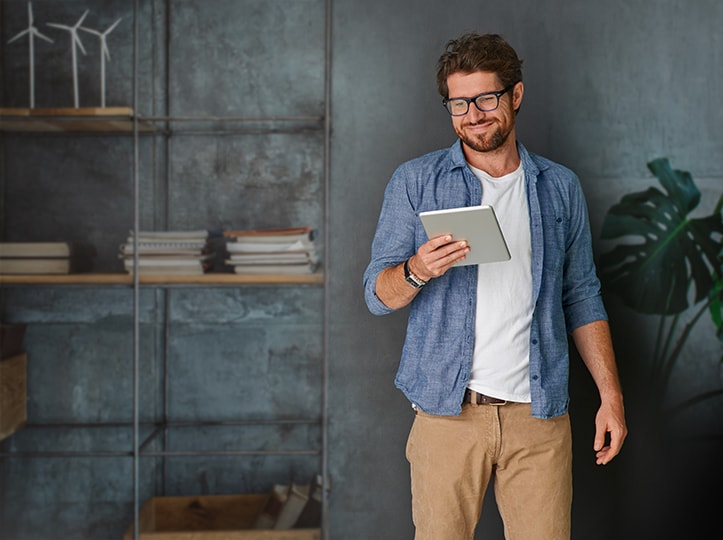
[513,81,524,112]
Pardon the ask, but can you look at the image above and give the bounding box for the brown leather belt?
[463,389,507,406]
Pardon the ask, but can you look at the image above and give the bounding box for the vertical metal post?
[132,1,141,539]
[322,0,333,538]
[161,0,173,497]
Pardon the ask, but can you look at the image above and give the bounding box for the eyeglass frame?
[442,83,518,116]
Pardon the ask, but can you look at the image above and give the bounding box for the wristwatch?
[404,258,427,289]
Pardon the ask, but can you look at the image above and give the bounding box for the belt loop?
[469,389,479,407]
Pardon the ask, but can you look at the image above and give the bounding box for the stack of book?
[224,226,319,274]
[0,242,95,274]
[120,230,214,275]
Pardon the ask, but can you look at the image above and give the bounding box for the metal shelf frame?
[0,0,332,538]
[129,0,332,538]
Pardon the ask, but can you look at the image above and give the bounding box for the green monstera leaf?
[711,270,723,350]
[600,158,723,315]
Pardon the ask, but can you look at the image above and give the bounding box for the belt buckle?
[487,397,507,406]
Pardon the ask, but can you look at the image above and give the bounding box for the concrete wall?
[1,0,722,539]
[328,1,722,539]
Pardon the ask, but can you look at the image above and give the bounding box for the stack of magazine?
[224,226,319,274]
[120,230,213,275]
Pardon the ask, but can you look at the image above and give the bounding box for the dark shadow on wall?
[582,295,723,540]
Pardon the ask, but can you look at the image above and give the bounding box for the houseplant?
[599,158,723,419]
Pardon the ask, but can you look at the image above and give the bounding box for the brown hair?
[436,33,523,98]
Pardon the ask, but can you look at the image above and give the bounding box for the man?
[363,33,627,540]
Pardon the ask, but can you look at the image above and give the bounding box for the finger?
[432,241,469,267]
[593,425,606,452]
[417,236,469,278]
[595,448,611,465]
[426,234,456,249]
[595,433,625,465]
[607,427,626,456]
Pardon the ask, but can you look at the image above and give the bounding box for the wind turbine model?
[7,2,54,108]
[47,10,89,108]
[80,18,122,108]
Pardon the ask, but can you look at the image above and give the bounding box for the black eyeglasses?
[442,83,517,116]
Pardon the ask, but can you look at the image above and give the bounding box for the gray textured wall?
[328,1,722,539]
[1,0,722,539]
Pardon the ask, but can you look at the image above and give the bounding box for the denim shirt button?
[531,339,538,345]
[532,375,539,381]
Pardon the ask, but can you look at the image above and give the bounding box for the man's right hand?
[411,234,470,282]
[375,235,469,310]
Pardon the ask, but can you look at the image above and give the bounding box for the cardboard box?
[124,494,321,540]
[0,352,27,440]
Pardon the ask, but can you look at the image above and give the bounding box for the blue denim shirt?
[363,141,608,418]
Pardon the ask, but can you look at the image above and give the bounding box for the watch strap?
[404,258,427,288]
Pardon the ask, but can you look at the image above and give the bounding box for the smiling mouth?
[466,120,495,130]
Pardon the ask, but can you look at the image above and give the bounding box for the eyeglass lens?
[445,85,516,116]
[446,94,501,115]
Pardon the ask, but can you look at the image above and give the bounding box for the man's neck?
[463,137,521,178]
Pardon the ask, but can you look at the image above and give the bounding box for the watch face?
[405,275,424,288]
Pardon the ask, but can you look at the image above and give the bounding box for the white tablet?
[419,205,511,266]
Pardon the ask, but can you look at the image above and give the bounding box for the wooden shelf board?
[0,273,131,285]
[0,107,153,133]
[139,272,324,285]
[1,107,134,117]
[0,272,324,286]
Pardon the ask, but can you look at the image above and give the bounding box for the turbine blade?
[75,10,90,29]
[73,33,87,55]
[7,29,30,44]
[79,26,101,37]
[105,18,122,34]
[32,28,54,43]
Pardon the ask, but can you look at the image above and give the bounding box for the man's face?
[446,71,523,155]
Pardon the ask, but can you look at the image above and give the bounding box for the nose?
[465,103,487,123]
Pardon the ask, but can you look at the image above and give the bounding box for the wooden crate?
[123,494,321,540]
[0,353,27,440]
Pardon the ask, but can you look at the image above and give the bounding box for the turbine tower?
[7,2,54,108]
[47,10,89,108]
[80,18,122,108]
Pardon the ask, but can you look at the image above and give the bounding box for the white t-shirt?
[467,162,533,403]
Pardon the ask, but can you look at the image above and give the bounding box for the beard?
[455,119,512,154]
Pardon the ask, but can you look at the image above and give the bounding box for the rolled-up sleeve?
[561,172,608,332]
[363,163,420,316]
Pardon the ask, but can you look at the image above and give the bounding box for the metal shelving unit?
[0,0,331,538]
